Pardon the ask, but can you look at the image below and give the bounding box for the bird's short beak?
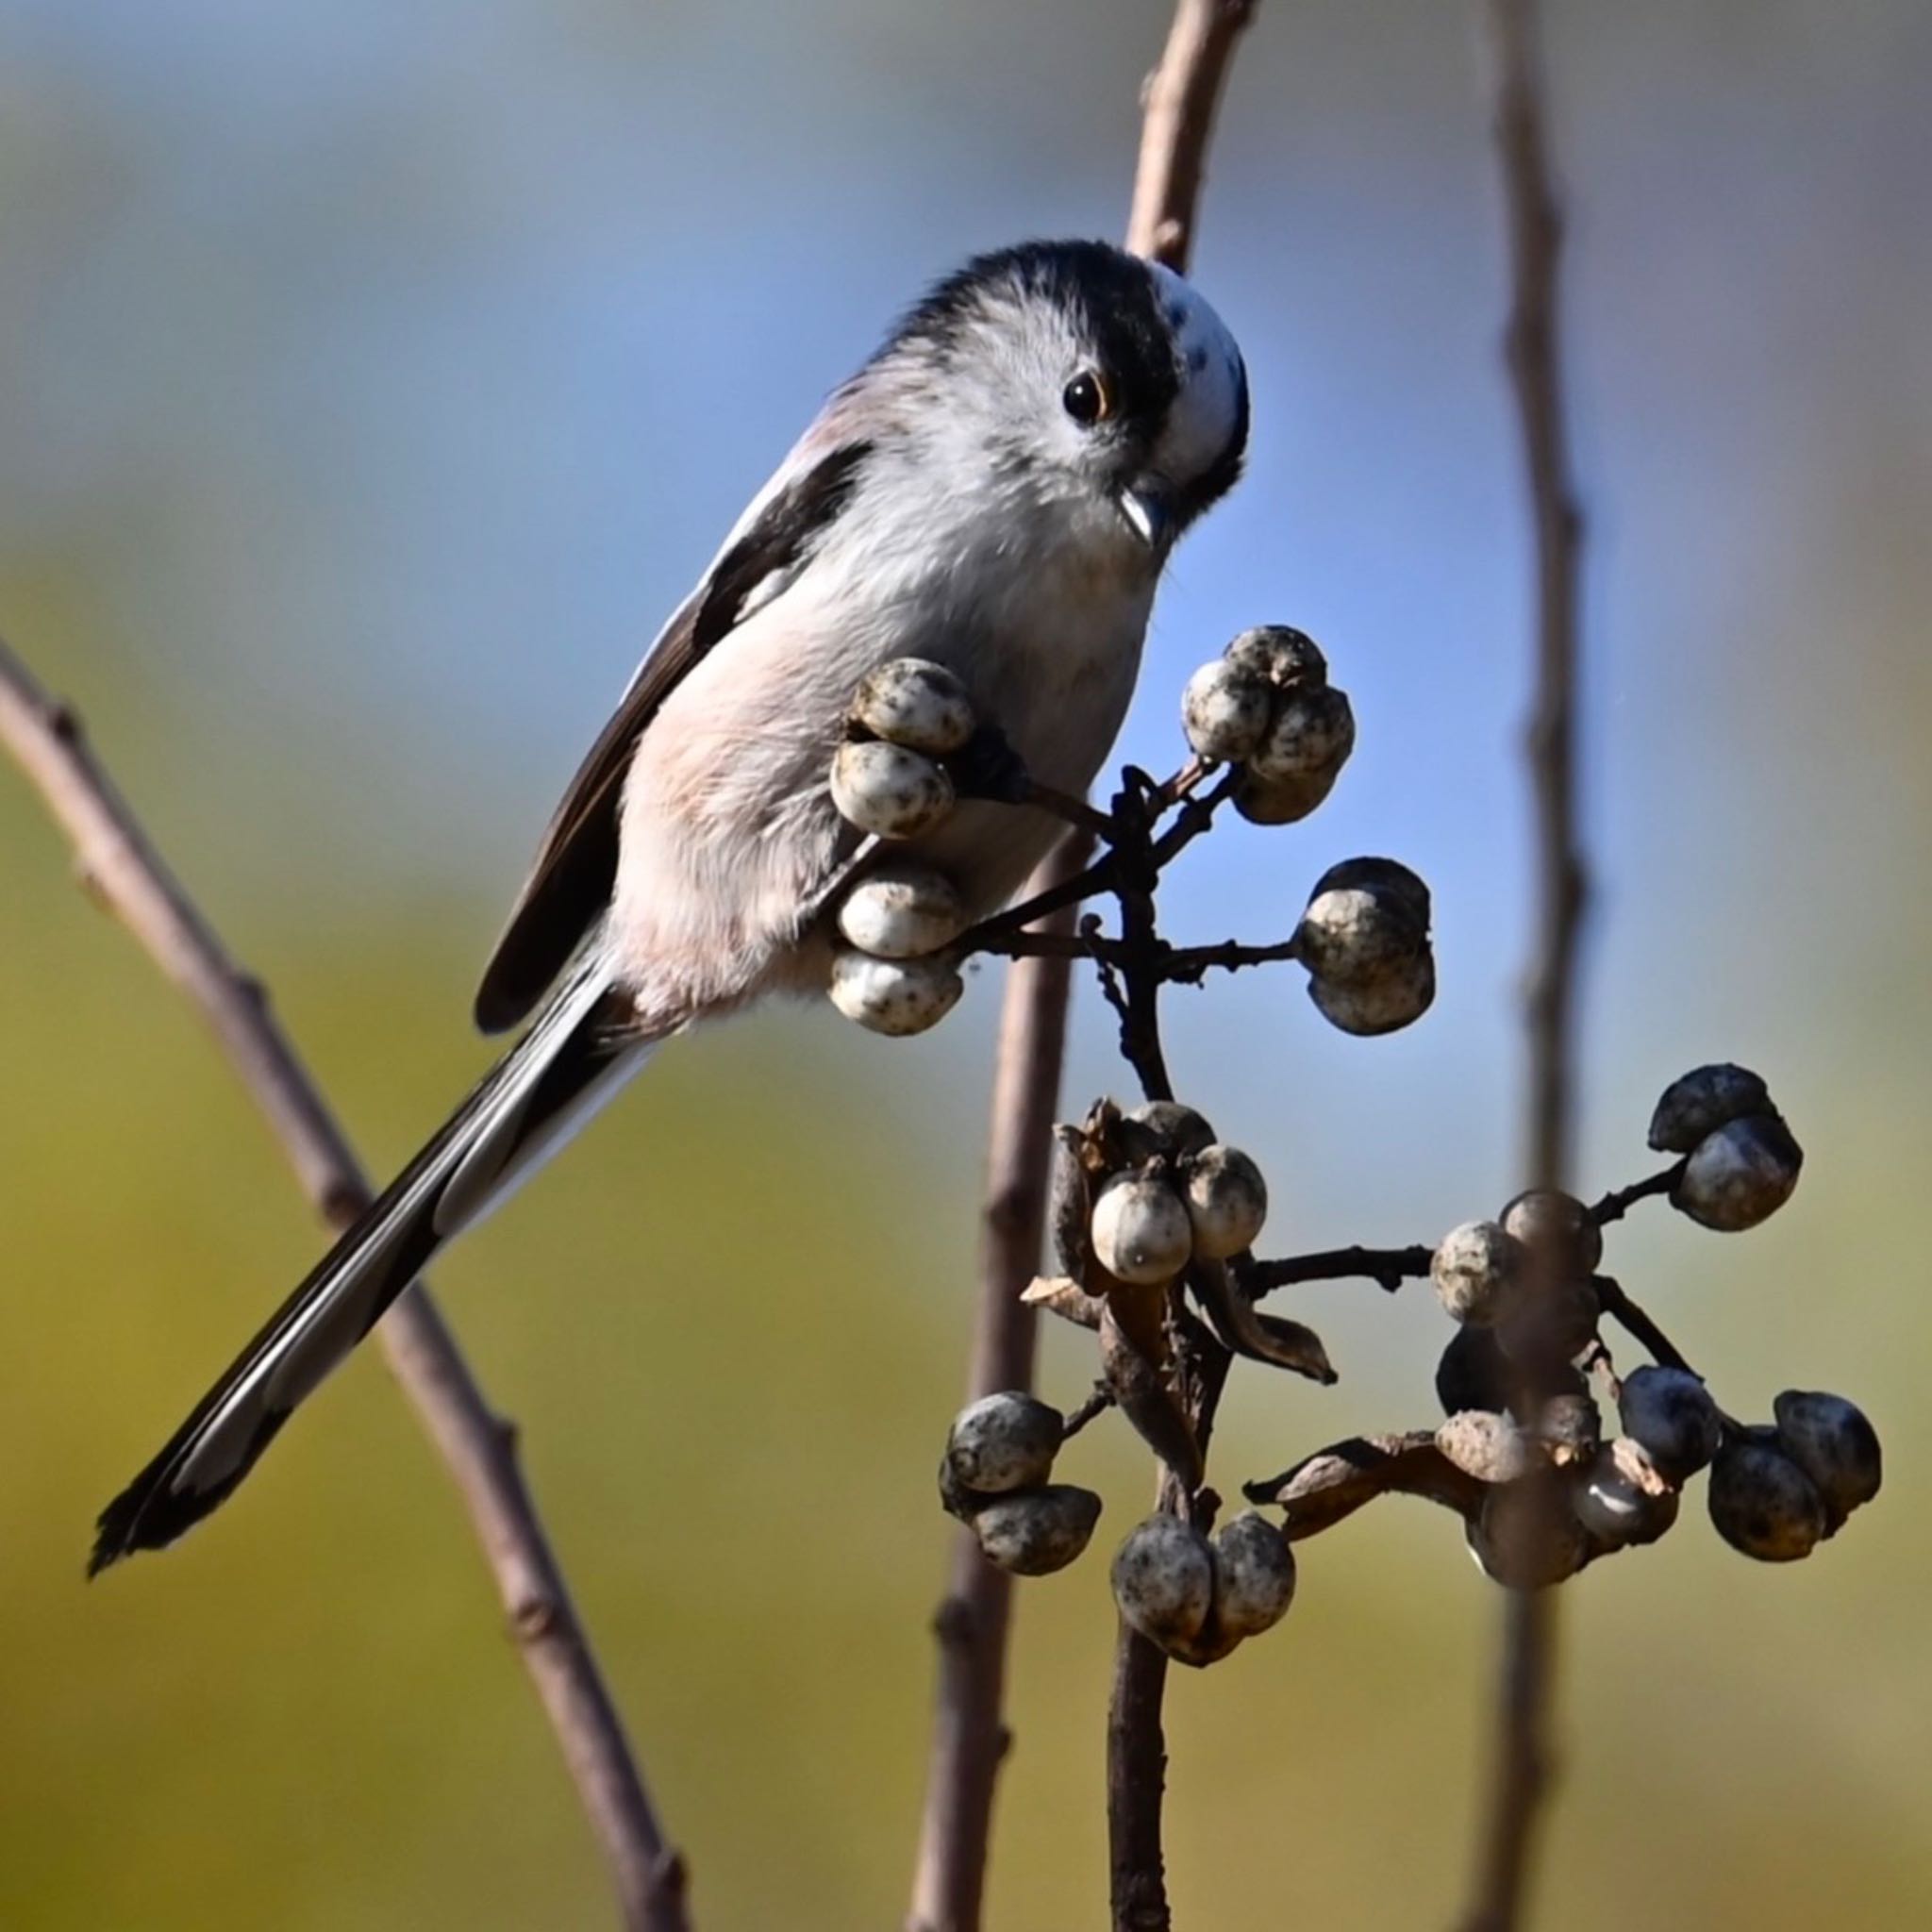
[1118,479,1175,551]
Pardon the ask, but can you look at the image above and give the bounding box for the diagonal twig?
[0,634,689,1932]
[1462,3,1589,1928]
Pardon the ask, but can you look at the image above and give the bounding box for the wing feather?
[473,437,873,1031]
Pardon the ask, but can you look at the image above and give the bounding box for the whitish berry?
[1232,763,1340,825]
[1647,1062,1774,1155]
[827,950,962,1036]
[1618,1366,1721,1483]
[1707,1438,1826,1561]
[1091,1175,1193,1285]
[1307,947,1435,1036]
[850,657,976,755]
[945,1391,1063,1495]
[835,863,966,958]
[1118,1099,1218,1163]
[1181,659,1273,762]
[1224,625,1328,690]
[1573,1445,1681,1548]
[1438,1410,1539,1484]
[1432,1221,1525,1327]
[1307,857,1432,932]
[1296,886,1424,987]
[1471,1477,1593,1590]
[1210,1511,1297,1638]
[972,1485,1103,1576]
[1180,1144,1268,1258]
[1773,1391,1881,1529]
[1250,685,1356,785]
[1500,1189,1604,1279]
[829,740,956,840]
[1673,1115,1803,1231]
[1111,1514,1214,1649]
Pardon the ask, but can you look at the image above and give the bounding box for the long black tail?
[91,960,650,1574]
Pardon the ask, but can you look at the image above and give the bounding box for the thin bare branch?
[907,836,1084,1932]
[1588,1162,1681,1227]
[1110,7,1260,1924]
[1125,0,1259,267]
[0,635,688,1932]
[912,12,1259,1921]
[1463,3,1589,1928]
[1243,1243,1435,1296]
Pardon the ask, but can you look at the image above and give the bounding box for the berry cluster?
[813,629,1878,1662]
[824,658,980,1036]
[1346,1060,1878,1587]
[939,1391,1102,1577]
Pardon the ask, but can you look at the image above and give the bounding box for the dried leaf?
[1101,1304,1203,1490]
[1191,1259,1335,1382]
[1244,1430,1483,1538]
[1020,1274,1104,1328]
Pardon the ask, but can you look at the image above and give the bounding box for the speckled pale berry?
[1307,947,1436,1037]
[1431,1221,1525,1327]
[1110,1514,1214,1649]
[1090,1175,1193,1285]
[1297,886,1424,987]
[945,1391,1063,1495]
[829,739,956,839]
[1181,658,1274,762]
[971,1485,1103,1576]
[1672,1115,1804,1232]
[1210,1511,1297,1638]
[1224,625,1328,691]
[1249,685,1356,784]
[849,657,976,755]
[1180,1144,1268,1258]
[827,948,962,1035]
[835,863,966,958]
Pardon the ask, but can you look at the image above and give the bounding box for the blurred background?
[2,2,1927,1925]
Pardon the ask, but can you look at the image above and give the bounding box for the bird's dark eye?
[1062,370,1111,426]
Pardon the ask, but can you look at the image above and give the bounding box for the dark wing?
[473,439,874,1032]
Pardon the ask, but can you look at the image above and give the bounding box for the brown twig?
[1588,1163,1681,1226]
[1591,1276,1691,1376]
[1243,1243,1435,1296]
[1125,0,1259,268]
[907,837,1084,1932]
[0,636,689,1932]
[909,8,1259,1925]
[1463,4,1588,1929]
[1109,8,1259,1925]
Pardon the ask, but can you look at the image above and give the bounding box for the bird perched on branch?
[92,237,1249,1572]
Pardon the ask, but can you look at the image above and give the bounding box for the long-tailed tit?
[92,238,1249,1571]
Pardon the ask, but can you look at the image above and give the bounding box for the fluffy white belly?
[607,558,1152,1024]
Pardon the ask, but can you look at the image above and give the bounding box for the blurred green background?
[3,2,1928,1926]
